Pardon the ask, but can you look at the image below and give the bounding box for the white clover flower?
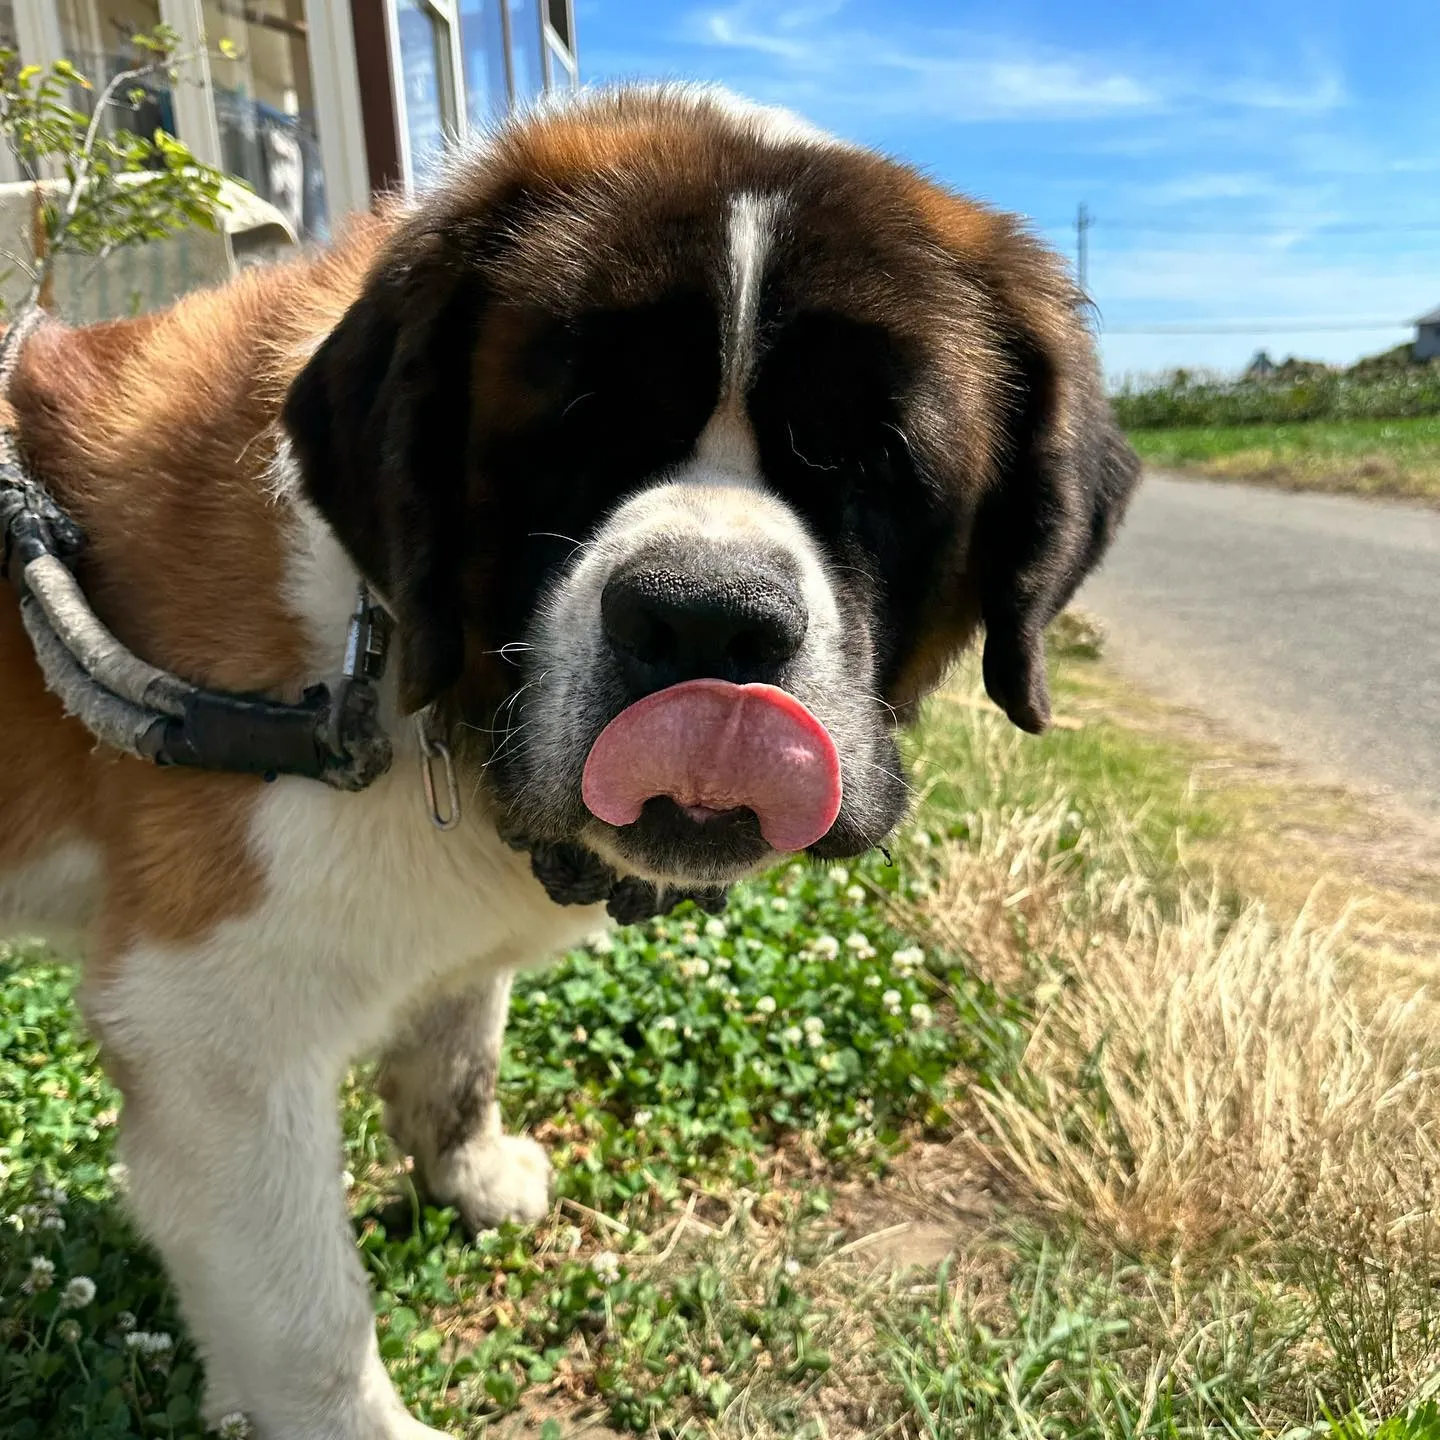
[802,1016,824,1035]
[863,974,882,988]
[845,884,866,903]
[892,946,926,972]
[810,934,840,960]
[855,1098,875,1120]
[127,1331,173,1365]
[783,1026,803,1045]
[22,1256,55,1292]
[682,1025,694,1039]
[633,1110,653,1128]
[107,1162,130,1192]
[704,917,727,938]
[845,932,876,959]
[115,1310,137,1333]
[60,1275,96,1310]
[807,1033,825,1050]
[771,896,790,912]
[588,931,615,955]
[755,995,777,1015]
[530,990,549,1007]
[39,1212,65,1232]
[910,1003,934,1026]
[57,1318,82,1345]
[14,1202,42,1229]
[712,953,731,971]
[654,1016,677,1032]
[217,1413,253,1440]
[573,1025,589,1044]
[830,866,850,887]
[678,957,710,980]
[817,1052,835,1071]
[705,975,727,992]
[783,1258,801,1277]
[592,1250,622,1286]
[341,1169,355,1191]
[882,989,902,1016]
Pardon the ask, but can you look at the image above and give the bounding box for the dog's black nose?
[601,558,809,693]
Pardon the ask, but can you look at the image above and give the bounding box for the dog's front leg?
[378,969,553,1232]
[96,971,446,1439]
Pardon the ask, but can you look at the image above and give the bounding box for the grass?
[1126,415,1440,502]
[5,623,1440,1438]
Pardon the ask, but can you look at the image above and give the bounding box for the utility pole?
[1076,201,1092,295]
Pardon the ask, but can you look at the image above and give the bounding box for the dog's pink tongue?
[582,679,842,853]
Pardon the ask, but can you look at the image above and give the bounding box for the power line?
[1037,217,1440,238]
[1097,219,1440,237]
[1101,319,1409,335]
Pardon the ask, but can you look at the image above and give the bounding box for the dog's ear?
[973,238,1140,733]
[283,233,480,714]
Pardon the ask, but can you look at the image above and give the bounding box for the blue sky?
[574,0,1440,380]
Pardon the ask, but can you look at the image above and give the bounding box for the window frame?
[385,0,467,194]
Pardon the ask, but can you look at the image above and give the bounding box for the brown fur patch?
[0,219,393,975]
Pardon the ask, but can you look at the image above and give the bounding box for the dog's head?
[283,88,1139,889]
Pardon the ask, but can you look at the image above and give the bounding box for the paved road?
[1080,472,1440,821]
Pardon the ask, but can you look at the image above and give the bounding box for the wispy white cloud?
[1094,239,1432,379]
[1146,172,1279,203]
[677,2,1345,126]
[682,3,1163,121]
[1214,70,1347,113]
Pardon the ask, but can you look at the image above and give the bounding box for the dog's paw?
[425,1133,553,1231]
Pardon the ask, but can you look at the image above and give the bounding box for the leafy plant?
[0,26,231,313]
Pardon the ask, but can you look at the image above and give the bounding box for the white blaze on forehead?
[699,190,784,484]
[725,191,782,396]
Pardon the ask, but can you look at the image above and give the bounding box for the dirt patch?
[829,1141,1007,1272]
[486,1397,629,1438]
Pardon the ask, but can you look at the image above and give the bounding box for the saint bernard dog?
[0,88,1138,1437]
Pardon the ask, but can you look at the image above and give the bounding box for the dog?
[0,87,1138,1437]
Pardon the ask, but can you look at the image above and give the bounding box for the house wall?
[1417,324,1440,362]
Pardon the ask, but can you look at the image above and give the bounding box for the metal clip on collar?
[416,709,461,830]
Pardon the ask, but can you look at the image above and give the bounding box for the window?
[507,0,544,108]
[395,0,460,177]
[57,1,176,141]
[545,0,570,49]
[202,1,328,240]
[459,0,509,128]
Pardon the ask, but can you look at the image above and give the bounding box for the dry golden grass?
[906,673,1440,1265]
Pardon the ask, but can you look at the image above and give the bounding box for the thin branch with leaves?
[0,24,233,317]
